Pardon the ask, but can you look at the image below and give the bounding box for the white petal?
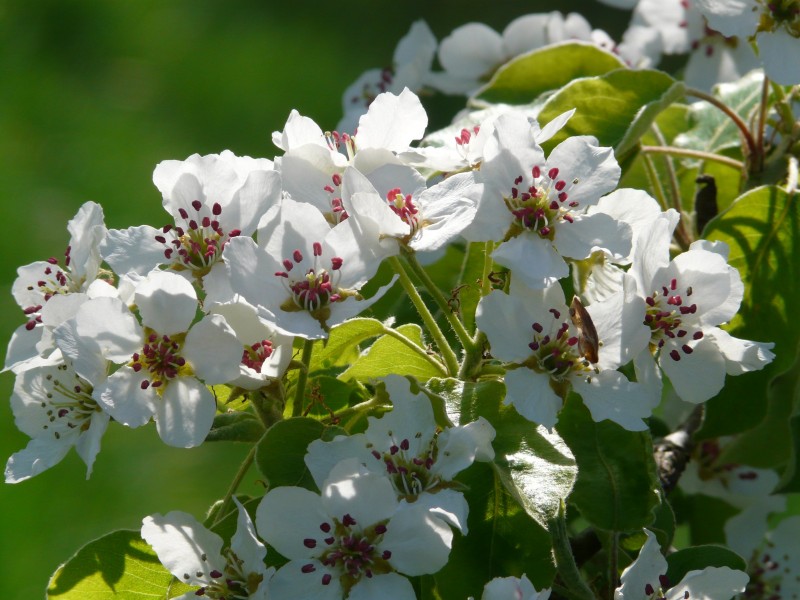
[101,225,166,276]
[5,437,71,483]
[406,489,470,534]
[704,327,775,375]
[70,296,143,363]
[135,270,197,335]
[156,378,216,448]
[382,505,453,575]
[694,0,760,38]
[555,212,632,262]
[349,572,416,600]
[141,511,225,585]
[256,487,333,561]
[434,418,496,480]
[96,368,157,427]
[660,337,726,404]
[356,88,427,153]
[758,29,800,85]
[573,370,651,431]
[322,460,398,527]
[267,560,342,600]
[615,530,667,600]
[666,567,748,600]
[476,290,536,363]
[504,368,561,430]
[545,136,620,207]
[438,23,504,80]
[493,234,568,289]
[230,498,267,576]
[183,314,242,384]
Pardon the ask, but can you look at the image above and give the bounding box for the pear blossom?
[476,279,652,430]
[694,0,800,84]
[740,516,800,598]
[338,20,438,133]
[225,197,393,339]
[339,165,480,254]
[304,375,496,534]
[476,575,551,600]
[101,151,280,303]
[256,458,454,600]
[5,356,109,483]
[210,299,293,390]
[5,201,108,372]
[141,498,273,599]
[630,216,774,404]
[62,270,243,447]
[432,13,625,95]
[464,111,630,289]
[615,529,748,599]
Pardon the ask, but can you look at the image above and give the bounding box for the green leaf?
[255,417,325,490]
[339,323,446,382]
[456,242,489,334]
[309,317,387,372]
[698,185,799,439]
[665,545,747,585]
[556,395,660,532]
[538,68,685,160]
[434,462,556,598]
[47,530,180,599]
[426,377,577,528]
[205,411,265,443]
[473,42,625,105]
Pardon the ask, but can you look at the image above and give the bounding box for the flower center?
[644,278,704,361]
[130,331,188,391]
[241,339,274,372]
[523,308,595,395]
[345,67,393,115]
[323,172,349,224]
[181,548,264,599]
[276,243,349,326]
[301,514,393,594]
[503,166,578,241]
[385,188,421,238]
[37,364,102,440]
[21,248,87,331]
[759,0,800,36]
[368,433,439,499]
[155,200,241,277]
[643,575,686,599]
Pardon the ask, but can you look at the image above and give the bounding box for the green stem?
[649,124,694,248]
[389,255,460,376]
[770,81,797,136]
[292,338,314,417]
[607,532,619,600]
[480,240,495,297]
[685,86,758,158]
[640,145,745,172]
[755,75,770,173]
[210,444,257,528]
[403,250,476,353]
[549,503,596,600]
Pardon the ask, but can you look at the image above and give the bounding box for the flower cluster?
[5,9,795,594]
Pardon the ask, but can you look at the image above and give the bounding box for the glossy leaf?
[557,395,660,532]
[538,68,685,160]
[474,42,625,105]
[47,530,185,599]
[309,317,387,372]
[255,417,325,490]
[665,545,747,585]
[700,185,799,439]
[339,323,446,382]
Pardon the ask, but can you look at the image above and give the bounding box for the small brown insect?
[569,296,599,364]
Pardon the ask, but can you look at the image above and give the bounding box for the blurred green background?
[0,1,628,597]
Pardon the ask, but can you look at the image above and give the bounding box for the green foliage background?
[0,1,632,597]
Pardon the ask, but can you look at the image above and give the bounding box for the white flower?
[694,0,800,84]
[256,458,453,600]
[340,165,480,254]
[479,574,551,600]
[630,216,775,404]
[5,357,109,483]
[304,375,496,534]
[742,516,800,598]
[141,498,272,599]
[6,201,108,372]
[225,197,392,339]
[615,530,748,599]
[63,271,243,447]
[476,279,652,430]
[337,21,438,133]
[464,111,630,289]
[101,151,280,297]
[210,299,293,390]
